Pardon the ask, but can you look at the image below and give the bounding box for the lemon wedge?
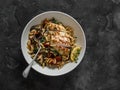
[70,46,81,61]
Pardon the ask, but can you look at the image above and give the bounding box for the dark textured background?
[0,0,120,90]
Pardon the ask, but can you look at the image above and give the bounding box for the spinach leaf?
[40,37,46,43]
[33,47,38,53]
[50,47,60,56]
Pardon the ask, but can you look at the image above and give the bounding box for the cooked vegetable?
[33,47,38,53]
[40,37,46,43]
[55,56,62,61]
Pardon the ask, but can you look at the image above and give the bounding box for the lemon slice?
[70,46,81,61]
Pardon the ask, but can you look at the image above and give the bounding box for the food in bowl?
[27,18,81,69]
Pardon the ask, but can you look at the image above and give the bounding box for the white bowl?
[21,11,86,76]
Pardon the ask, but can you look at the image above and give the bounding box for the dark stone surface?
[0,0,120,90]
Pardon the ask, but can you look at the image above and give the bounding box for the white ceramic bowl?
[21,11,86,76]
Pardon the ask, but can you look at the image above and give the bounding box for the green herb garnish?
[40,37,46,43]
[33,47,38,53]
[51,18,57,23]
[50,47,60,56]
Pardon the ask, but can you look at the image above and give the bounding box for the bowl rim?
[21,11,86,76]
